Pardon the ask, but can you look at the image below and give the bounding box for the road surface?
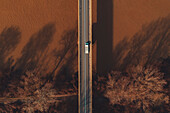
[78,0,92,113]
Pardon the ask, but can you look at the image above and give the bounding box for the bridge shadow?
[92,0,114,113]
[93,0,113,75]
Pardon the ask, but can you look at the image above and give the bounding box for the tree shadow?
[52,96,78,113]
[0,22,79,112]
[45,27,78,113]
[0,26,21,72]
[0,23,56,96]
[14,23,56,74]
[0,26,21,96]
[113,15,170,71]
[30,25,78,90]
[52,28,78,93]
[94,15,170,113]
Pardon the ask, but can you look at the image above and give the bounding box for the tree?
[3,71,58,113]
[105,65,169,112]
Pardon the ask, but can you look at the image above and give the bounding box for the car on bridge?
[85,41,91,54]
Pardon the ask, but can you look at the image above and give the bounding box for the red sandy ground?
[0,0,169,66]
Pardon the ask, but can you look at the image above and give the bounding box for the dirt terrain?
[0,0,169,68]
[0,0,78,59]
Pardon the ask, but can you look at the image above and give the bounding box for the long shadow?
[0,26,21,96]
[46,28,78,113]
[0,23,56,96]
[93,15,170,113]
[52,28,78,92]
[116,15,170,71]
[92,0,114,113]
[0,24,78,112]
[48,96,77,113]
[14,23,56,74]
[93,0,113,75]
[0,26,21,71]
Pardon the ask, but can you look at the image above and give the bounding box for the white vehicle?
[85,41,90,54]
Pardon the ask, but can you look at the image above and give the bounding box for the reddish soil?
[0,0,78,59]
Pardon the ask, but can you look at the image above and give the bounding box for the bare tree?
[2,71,58,113]
[105,65,169,112]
